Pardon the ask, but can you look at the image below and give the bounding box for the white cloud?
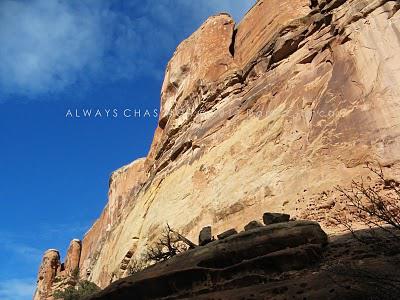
[0,237,43,269]
[0,0,255,98]
[0,278,36,300]
[1,242,42,262]
[0,0,105,95]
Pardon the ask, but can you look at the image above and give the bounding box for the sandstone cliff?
[35,0,400,296]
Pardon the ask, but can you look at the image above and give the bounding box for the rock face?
[35,0,400,293]
[34,250,60,300]
[78,158,146,281]
[158,13,236,129]
[64,239,82,276]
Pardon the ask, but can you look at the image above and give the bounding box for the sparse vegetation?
[126,257,147,275]
[330,163,400,299]
[124,224,195,276]
[334,163,400,254]
[53,267,100,300]
[71,267,80,281]
[143,224,194,263]
[53,280,101,300]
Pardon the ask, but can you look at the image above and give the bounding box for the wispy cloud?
[0,278,36,300]
[0,231,43,263]
[0,221,89,264]
[37,221,90,241]
[0,0,255,99]
[0,0,105,96]
[0,241,42,262]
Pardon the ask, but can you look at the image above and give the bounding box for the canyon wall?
[35,0,400,294]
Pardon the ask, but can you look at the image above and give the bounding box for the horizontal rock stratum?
[34,0,400,297]
[89,220,330,299]
[87,220,400,299]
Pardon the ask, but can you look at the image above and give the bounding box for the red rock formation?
[158,13,236,130]
[78,158,146,282]
[33,249,60,300]
[78,0,400,287]
[35,0,400,293]
[64,239,82,276]
[34,239,84,299]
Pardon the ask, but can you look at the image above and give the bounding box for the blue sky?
[0,0,255,299]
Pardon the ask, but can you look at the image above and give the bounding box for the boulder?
[217,228,238,240]
[199,226,213,246]
[244,220,264,231]
[263,212,290,225]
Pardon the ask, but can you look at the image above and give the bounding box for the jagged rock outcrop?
[34,250,60,300]
[34,239,83,300]
[35,0,400,293]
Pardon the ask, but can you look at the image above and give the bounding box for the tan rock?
[78,157,146,283]
[158,13,236,130]
[234,0,311,68]
[33,0,400,290]
[34,249,60,300]
[64,239,82,276]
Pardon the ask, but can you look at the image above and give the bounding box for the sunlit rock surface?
[34,0,400,294]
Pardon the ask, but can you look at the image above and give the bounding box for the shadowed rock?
[88,221,328,299]
[244,220,264,231]
[263,212,290,225]
[199,226,212,246]
[217,228,238,240]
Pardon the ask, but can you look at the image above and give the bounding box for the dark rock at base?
[87,221,330,300]
[263,212,290,225]
[217,228,238,240]
[199,226,213,246]
[244,220,264,231]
